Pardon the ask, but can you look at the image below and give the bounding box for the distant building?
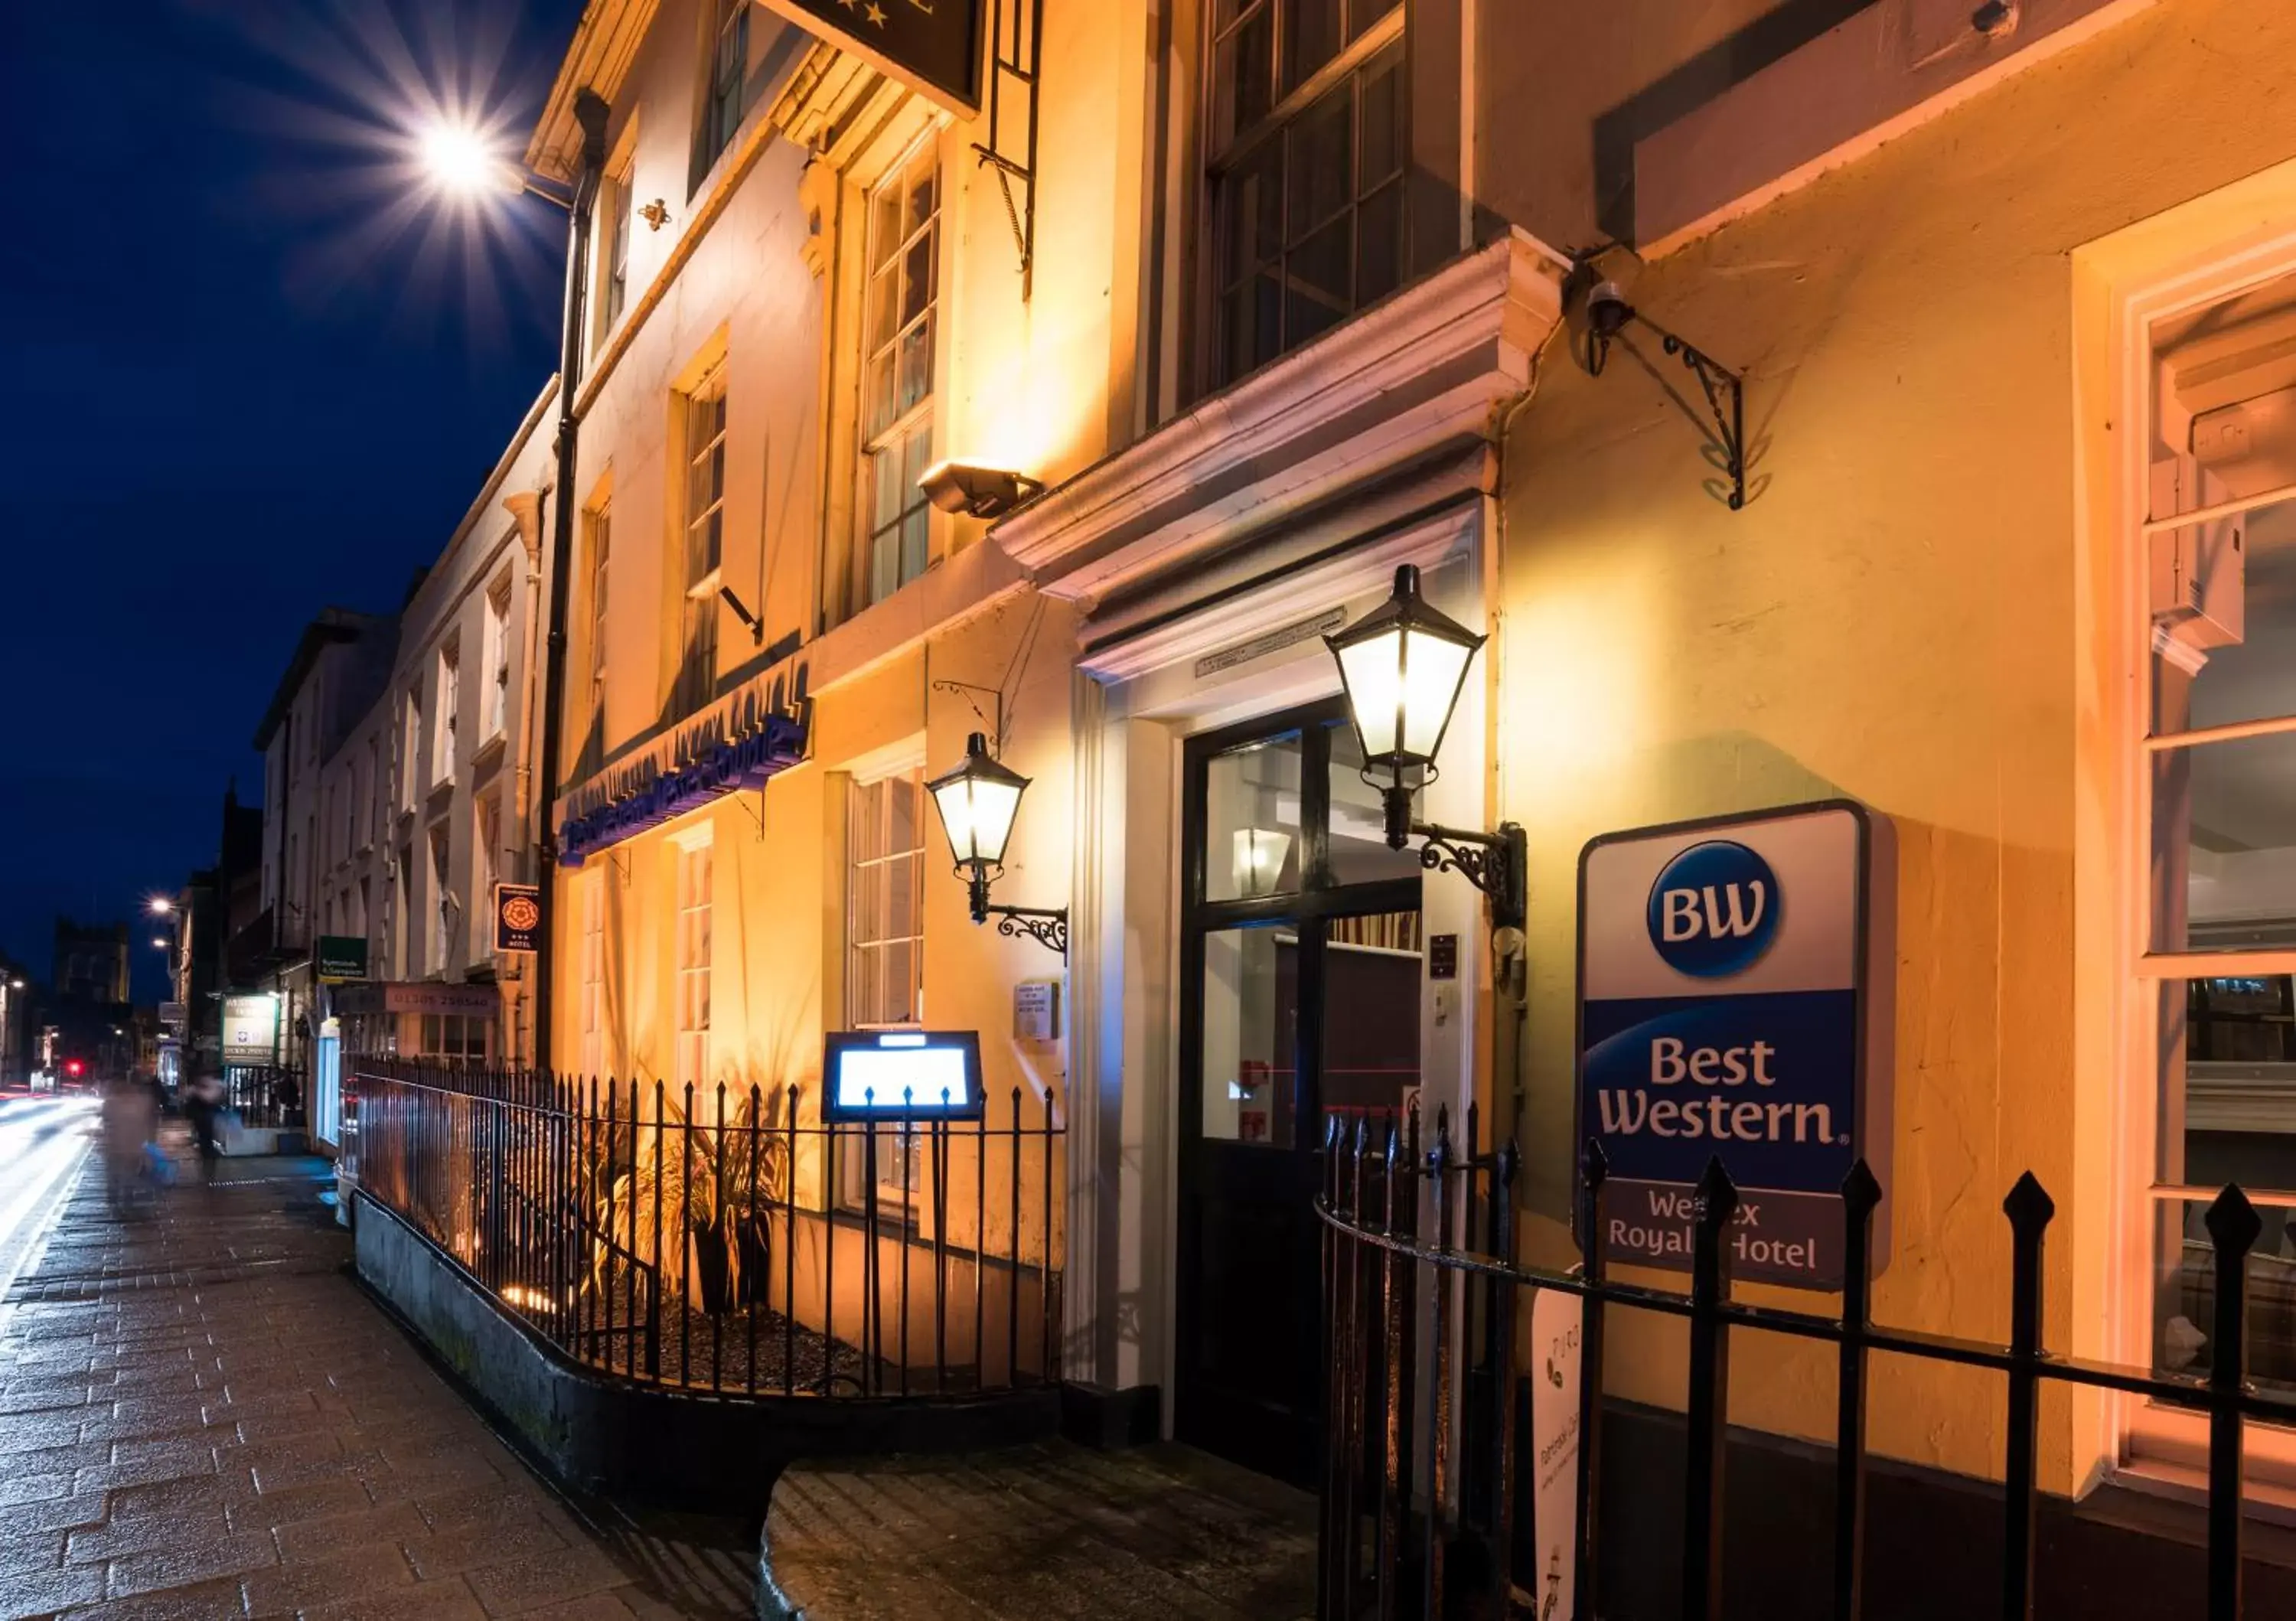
[54,917,127,1003]
[0,951,30,1085]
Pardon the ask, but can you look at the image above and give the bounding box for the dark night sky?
[0,1,584,1002]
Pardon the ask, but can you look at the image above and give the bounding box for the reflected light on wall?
[1503,564,1654,784]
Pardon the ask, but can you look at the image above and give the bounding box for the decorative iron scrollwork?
[990,907,1068,957]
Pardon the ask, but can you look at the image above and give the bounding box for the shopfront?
[333,980,504,1065]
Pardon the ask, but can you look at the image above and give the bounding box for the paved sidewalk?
[0,1143,698,1620]
[758,1440,1316,1620]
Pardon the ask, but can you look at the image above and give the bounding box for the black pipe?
[532,88,611,1073]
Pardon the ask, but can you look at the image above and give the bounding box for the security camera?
[917,461,1044,520]
[1585,279,1634,341]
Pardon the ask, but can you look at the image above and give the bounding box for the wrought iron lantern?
[928,731,1068,954]
[1326,565,1525,929]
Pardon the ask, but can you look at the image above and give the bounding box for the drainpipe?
[532,89,612,1076]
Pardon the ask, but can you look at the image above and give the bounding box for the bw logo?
[1645,840,1780,978]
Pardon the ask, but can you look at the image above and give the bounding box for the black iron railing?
[220,1064,302,1129]
[350,1061,1063,1398]
[1317,1106,2296,1621]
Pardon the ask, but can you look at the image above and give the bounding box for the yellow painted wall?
[1497,0,2296,1490]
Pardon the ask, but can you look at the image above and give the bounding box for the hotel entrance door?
[1176,701,1426,1484]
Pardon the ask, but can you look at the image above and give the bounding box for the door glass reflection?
[1201,925,1297,1146]
[1206,733,1303,902]
[1326,725,1421,886]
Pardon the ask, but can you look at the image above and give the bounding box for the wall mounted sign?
[758,0,984,116]
[1013,980,1059,1042]
[1428,934,1459,981]
[316,935,369,983]
[493,885,543,955]
[1575,801,1894,1290]
[823,1029,986,1120]
[1193,607,1347,680]
[221,994,279,1064]
[1526,1288,1582,1619]
[331,982,500,1018]
[558,713,806,866]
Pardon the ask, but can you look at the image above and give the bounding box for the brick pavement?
[0,1145,709,1621]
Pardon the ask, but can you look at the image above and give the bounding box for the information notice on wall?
[1575,801,1895,1290]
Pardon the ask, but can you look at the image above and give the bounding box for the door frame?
[1173,696,1421,1474]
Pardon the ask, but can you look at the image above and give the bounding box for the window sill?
[470,732,508,775]
[426,775,456,809]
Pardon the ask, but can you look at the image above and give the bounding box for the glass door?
[1176,700,1422,1484]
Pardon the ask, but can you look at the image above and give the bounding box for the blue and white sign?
[1576,801,1893,1290]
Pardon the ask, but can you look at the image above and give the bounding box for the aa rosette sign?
[1574,801,1895,1289]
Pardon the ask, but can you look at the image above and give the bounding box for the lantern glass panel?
[932,773,1024,867]
[1397,624,1473,760]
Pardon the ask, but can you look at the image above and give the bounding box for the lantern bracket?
[1573,266,1748,511]
[1409,815,1527,933]
[965,871,1067,956]
[931,679,1006,752]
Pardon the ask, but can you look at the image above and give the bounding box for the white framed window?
[698,0,749,178]
[483,574,512,742]
[675,384,726,716]
[842,766,927,1212]
[598,159,634,344]
[1205,0,1405,390]
[428,824,453,975]
[474,794,502,958]
[859,140,940,607]
[589,503,612,693]
[432,641,460,783]
[400,690,422,810]
[2110,243,2296,1495]
[675,835,713,1091]
[846,769,925,1029]
[581,869,607,1078]
[419,1013,489,1063]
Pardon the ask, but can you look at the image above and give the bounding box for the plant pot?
[694,1224,735,1316]
[736,1214,775,1306]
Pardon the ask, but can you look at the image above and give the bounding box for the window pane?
[2153,973,2296,1189]
[1206,732,1303,902]
[2151,1195,2296,1395]
[1326,723,1420,885]
[1220,142,1281,289]
[1355,179,1403,308]
[2151,730,2296,952]
[901,233,935,327]
[902,507,930,588]
[905,157,937,236]
[1281,0,1344,93]
[888,775,917,852]
[2151,494,2296,735]
[1321,909,1421,1138]
[871,184,902,272]
[1202,925,1296,1146]
[898,314,934,416]
[872,444,904,530]
[1221,274,1283,386]
[1349,0,1400,41]
[1359,42,1404,187]
[868,265,899,352]
[1286,213,1352,349]
[1212,8,1274,153]
[1286,80,1354,243]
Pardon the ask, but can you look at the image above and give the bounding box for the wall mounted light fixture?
[1326,565,1525,930]
[919,461,1044,519]
[927,732,1068,955]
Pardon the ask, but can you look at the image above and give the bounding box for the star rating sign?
[865,2,886,21]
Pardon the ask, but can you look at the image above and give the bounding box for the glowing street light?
[416,120,519,198]
[147,896,174,915]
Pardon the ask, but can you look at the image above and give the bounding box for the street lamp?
[409,92,611,1072]
[151,938,169,951]
[927,732,1068,954]
[147,897,174,916]
[1325,564,1525,929]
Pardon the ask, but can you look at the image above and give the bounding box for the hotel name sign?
[762,0,984,115]
[1575,801,1896,1290]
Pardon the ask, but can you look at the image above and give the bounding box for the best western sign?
[1575,801,1894,1289]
